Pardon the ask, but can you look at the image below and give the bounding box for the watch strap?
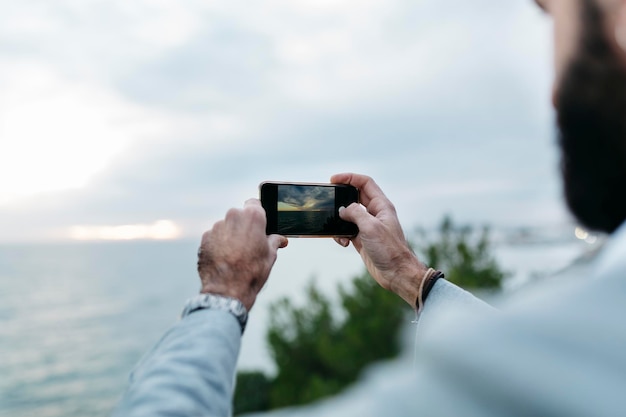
[181,293,249,333]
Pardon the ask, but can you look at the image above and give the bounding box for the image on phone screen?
[277,184,336,235]
[260,182,359,237]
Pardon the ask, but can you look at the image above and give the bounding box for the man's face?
[537,0,626,233]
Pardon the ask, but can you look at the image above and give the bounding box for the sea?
[0,236,598,417]
[277,211,335,235]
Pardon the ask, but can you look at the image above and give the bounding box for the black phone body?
[260,182,359,237]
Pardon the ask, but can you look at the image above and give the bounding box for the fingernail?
[338,206,345,213]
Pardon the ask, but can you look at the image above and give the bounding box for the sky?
[278,185,335,211]
[0,0,561,243]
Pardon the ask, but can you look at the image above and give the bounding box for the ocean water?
[0,241,200,417]
[0,238,593,417]
[278,211,335,235]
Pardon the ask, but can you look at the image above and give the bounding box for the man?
[112,0,626,415]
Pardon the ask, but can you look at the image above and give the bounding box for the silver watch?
[181,293,248,333]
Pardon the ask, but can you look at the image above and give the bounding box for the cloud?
[0,64,176,204]
[0,0,562,242]
[278,185,335,211]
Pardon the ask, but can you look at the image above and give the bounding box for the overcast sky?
[278,185,335,211]
[0,0,562,243]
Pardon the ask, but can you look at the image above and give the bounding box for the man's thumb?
[338,203,370,226]
[269,234,289,250]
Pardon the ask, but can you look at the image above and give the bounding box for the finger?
[268,234,289,250]
[338,203,373,228]
[244,198,265,218]
[201,229,210,243]
[333,237,350,247]
[225,207,242,222]
[244,198,262,208]
[242,198,267,226]
[364,195,396,217]
[331,173,388,209]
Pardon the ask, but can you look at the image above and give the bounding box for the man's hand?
[331,173,428,307]
[197,199,288,311]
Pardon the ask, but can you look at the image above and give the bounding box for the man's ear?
[613,1,626,55]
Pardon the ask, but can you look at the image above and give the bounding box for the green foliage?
[233,371,272,415]
[266,273,408,408]
[234,216,508,414]
[414,215,508,291]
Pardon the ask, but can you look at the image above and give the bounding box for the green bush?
[234,216,508,414]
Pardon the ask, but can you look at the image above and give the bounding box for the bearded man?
[113,0,626,415]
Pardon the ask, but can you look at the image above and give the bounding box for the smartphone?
[260,182,359,237]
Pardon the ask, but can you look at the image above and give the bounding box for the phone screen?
[260,182,359,237]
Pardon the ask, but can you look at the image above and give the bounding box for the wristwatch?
[181,293,249,333]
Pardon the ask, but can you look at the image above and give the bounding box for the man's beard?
[557,0,626,234]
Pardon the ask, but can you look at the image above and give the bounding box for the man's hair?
[556,0,626,234]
